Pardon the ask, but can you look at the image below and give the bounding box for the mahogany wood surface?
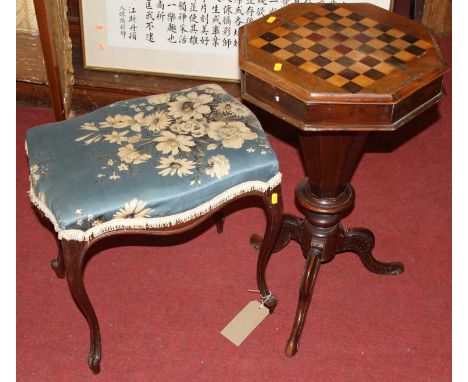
[239,2,448,131]
[241,3,446,357]
[40,187,283,373]
[32,0,66,121]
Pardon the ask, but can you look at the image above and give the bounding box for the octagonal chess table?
[239,2,448,356]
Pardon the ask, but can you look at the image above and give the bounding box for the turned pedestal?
[240,2,447,356]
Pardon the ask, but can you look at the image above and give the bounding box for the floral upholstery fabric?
[26,84,280,238]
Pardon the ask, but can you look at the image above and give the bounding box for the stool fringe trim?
[29,172,282,242]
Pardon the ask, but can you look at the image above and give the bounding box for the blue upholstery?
[26,84,280,239]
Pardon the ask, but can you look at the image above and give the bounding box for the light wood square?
[327,74,349,87]
[322,49,343,61]
[318,27,337,37]
[348,61,370,74]
[271,26,290,37]
[296,38,314,49]
[346,50,366,61]
[273,37,293,48]
[249,38,268,48]
[273,49,295,61]
[313,7,331,16]
[415,39,433,49]
[352,74,375,87]
[343,39,361,49]
[323,61,346,74]
[374,62,395,74]
[334,7,352,17]
[360,18,378,27]
[292,16,311,27]
[365,28,382,37]
[337,17,355,27]
[341,27,359,37]
[295,27,313,37]
[370,49,392,61]
[315,17,334,26]
[394,50,416,62]
[297,49,318,61]
[300,62,321,73]
[387,28,405,38]
[366,38,387,49]
[391,39,411,49]
[320,38,340,48]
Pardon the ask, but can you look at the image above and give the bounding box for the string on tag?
[247,289,272,306]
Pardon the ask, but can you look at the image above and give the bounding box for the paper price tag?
[220,301,269,346]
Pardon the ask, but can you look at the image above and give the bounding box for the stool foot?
[337,227,404,275]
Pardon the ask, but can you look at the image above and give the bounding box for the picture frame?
[80,0,394,82]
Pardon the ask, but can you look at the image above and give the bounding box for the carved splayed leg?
[62,240,102,374]
[336,226,404,275]
[285,248,322,357]
[251,213,304,253]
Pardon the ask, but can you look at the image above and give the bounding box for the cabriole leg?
[62,239,101,374]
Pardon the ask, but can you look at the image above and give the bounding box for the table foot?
[88,345,101,374]
[337,227,404,275]
[285,248,321,357]
[250,214,304,253]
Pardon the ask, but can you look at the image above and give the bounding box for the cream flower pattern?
[147,93,170,105]
[113,199,153,219]
[74,84,273,190]
[215,101,250,117]
[168,92,213,120]
[118,144,152,164]
[205,155,230,179]
[207,121,258,149]
[157,156,196,177]
[170,119,207,137]
[99,114,141,132]
[154,131,196,155]
[104,130,129,144]
[135,110,171,132]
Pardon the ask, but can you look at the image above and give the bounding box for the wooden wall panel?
[16,31,47,84]
[422,0,452,35]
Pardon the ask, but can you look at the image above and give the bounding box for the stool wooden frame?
[38,186,283,373]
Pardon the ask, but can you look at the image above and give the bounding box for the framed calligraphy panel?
[80,0,394,81]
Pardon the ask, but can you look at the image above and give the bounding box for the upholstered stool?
[26,84,283,373]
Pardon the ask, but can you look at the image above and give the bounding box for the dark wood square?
[341,81,364,93]
[285,44,305,54]
[312,55,332,67]
[284,32,302,42]
[314,68,335,79]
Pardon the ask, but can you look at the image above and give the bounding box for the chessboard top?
[239,2,447,104]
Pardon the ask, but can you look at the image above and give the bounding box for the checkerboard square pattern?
[249,3,432,93]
